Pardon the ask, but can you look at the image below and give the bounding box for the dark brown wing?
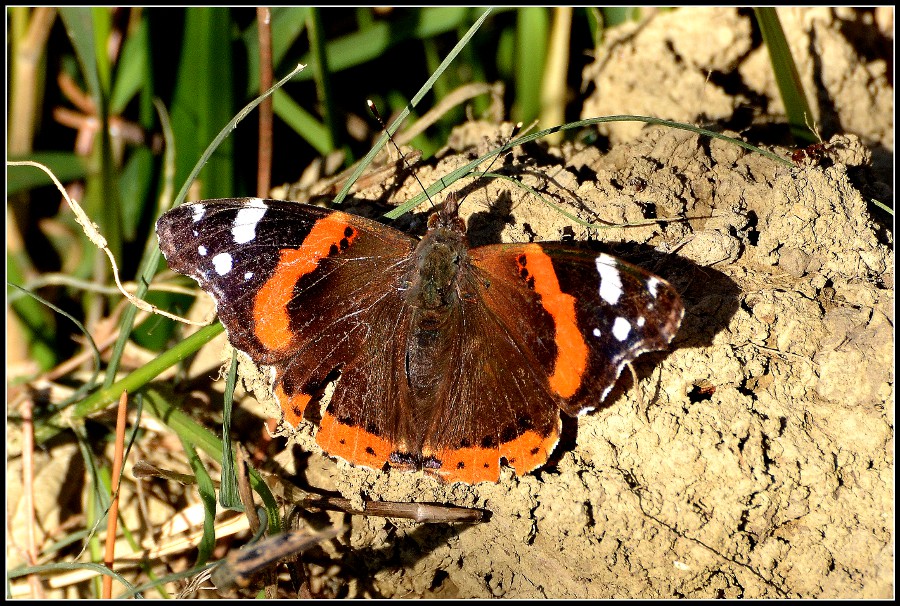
[419,242,683,483]
[157,198,418,470]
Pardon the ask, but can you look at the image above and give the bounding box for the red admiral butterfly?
[156,189,683,484]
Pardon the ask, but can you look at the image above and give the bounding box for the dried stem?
[21,397,46,598]
[256,7,274,197]
[102,391,129,598]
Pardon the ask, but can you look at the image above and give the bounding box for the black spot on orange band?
[316,411,391,471]
[423,445,500,484]
[498,428,559,475]
[275,383,312,427]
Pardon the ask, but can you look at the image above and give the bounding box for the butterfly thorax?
[405,201,469,321]
[403,203,470,413]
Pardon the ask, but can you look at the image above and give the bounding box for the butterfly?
[156,192,683,484]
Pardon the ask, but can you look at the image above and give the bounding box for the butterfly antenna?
[367,99,436,209]
[368,100,523,212]
[453,121,523,209]
[476,121,522,184]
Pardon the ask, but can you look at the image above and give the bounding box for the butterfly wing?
[156,198,418,469]
[420,243,683,483]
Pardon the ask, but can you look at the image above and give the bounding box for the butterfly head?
[428,192,466,235]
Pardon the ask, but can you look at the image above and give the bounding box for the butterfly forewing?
[156,198,417,433]
[468,243,683,416]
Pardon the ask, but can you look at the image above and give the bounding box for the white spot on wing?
[595,254,623,305]
[592,327,602,337]
[212,252,233,275]
[637,316,646,327]
[612,317,631,342]
[647,276,661,298]
[198,245,207,256]
[232,203,268,244]
[244,271,253,280]
[192,204,205,222]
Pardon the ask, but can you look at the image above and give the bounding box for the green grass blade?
[218,354,242,511]
[272,89,332,154]
[110,16,149,114]
[754,8,817,143]
[8,562,139,595]
[514,7,548,126]
[142,389,282,535]
[169,7,234,199]
[292,7,471,81]
[180,437,217,566]
[31,323,224,445]
[305,7,338,153]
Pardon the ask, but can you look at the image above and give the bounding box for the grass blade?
[754,8,817,143]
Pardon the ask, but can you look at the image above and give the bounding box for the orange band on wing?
[424,425,558,484]
[499,428,559,475]
[275,383,312,427]
[253,213,358,351]
[425,446,500,484]
[316,412,392,471]
[519,245,588,398]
